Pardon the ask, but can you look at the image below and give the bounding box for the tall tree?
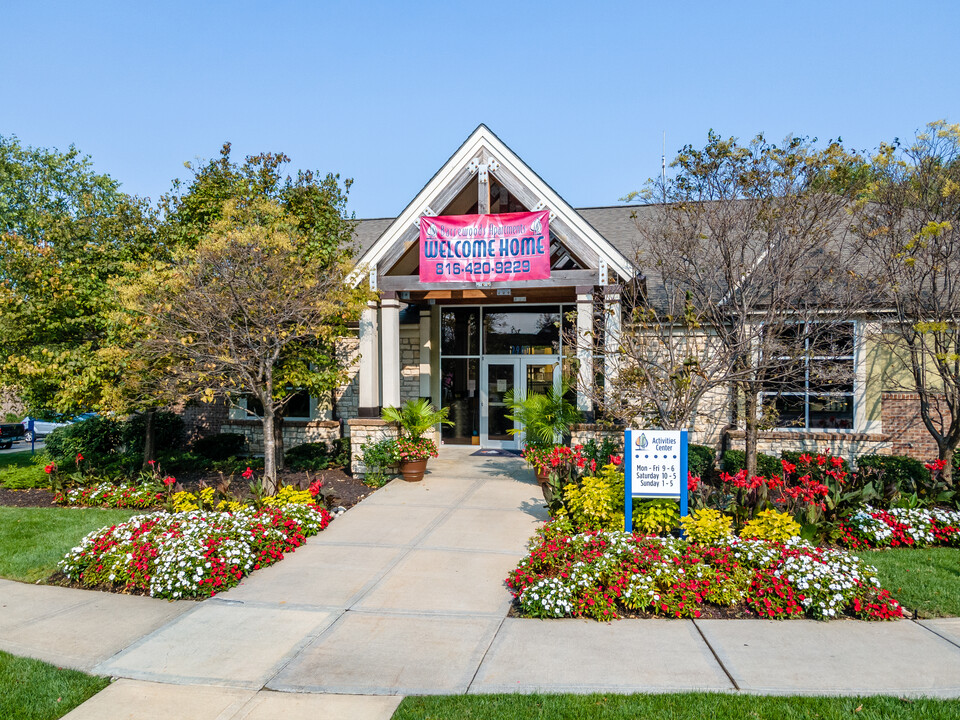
[0,134,157,415]
[126,200,366,491]
[855,121,960,485]
[158,143,359,470]
[619,132,864,475]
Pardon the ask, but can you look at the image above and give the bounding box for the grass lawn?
[0,507,140,583]
[0,449,50,489]
[0,650,108,720]
[857,547,960,618]
[393,693,960,720]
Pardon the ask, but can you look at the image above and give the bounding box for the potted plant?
[506,384,581,499]
[381,399,453,482]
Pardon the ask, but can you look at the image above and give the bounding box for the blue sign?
[624,429,688,532]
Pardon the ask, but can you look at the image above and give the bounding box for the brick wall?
[881,392,951,461]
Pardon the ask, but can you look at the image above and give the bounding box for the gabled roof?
[350,125,636,286]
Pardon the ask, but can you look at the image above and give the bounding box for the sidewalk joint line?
[466,614,506,694]
[692,619,740,691]
[911,617,960,652]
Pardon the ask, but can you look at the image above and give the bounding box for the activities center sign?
[419,210,551,283]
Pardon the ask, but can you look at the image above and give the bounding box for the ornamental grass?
[58,504,330,599]
[507,520,902,622]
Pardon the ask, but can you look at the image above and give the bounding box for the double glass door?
[480,356,560,449]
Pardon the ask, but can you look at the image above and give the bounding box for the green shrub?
[45,416,122,469]
[741,509,801,541]
[856,454,929,496]
[562,464,624,531]
[286,439,349,471]
[3,412,22,423]
[0,452,51,489]
[119,411,185,455]
[680,508,732,544]
[633,499,681,535]
[687,444,716,481]
[191,433,247,461]
[579,436,623,466]
[362,439,395,487]
[721,449,781,478]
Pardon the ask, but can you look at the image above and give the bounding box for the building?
[206,125,944,471]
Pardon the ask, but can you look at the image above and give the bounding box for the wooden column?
[381,293,401,409]
[576,286,595,421]
[358,299,380,417]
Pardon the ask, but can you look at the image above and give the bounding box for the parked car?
[0,422,25,449]
[21,412,96,443]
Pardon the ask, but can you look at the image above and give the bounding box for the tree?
[0,134,158,416]
[613,132,864,475]
[158,143,358,470]
[855,121,960,485]
[127,200,367,491]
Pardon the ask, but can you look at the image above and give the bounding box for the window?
[241,388,313,420]
[762,323,855,430]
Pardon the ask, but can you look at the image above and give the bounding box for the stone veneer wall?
[221,419,341,454]
[724,430,891,465]
[881,392,951,461]
[400,326,421,404]
[334,335,360,434]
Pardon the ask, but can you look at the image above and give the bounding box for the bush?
[856,454,929,497]
[119,411,185,455]
[46,416,122,469]
[286,440,348,471]
[680,508,732,544]
[191,433,247,461]
[687,444,716,482]
[562,464,624,531]
[633,499,681,535]
[0,452,51,489]
[721,449,781,478]
[741,509,801,541]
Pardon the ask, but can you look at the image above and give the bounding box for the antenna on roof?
[661,131,666,185]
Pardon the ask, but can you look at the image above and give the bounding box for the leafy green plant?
[45,416,122,469]
[633,499,681,535]
[741,509,801,542]
[680,508,732,544]
[562,464,624,531]
[362,438,396,487]
[286,440,348,471]
[191,433,247,461]
[0,452,51,489]
[119,410,185,455]
[721,449,781,478]
[687,444,716,483]
[382,399,452,442]
[856,454,932,503]
[505,384,581,447]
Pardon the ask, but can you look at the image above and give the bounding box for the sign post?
[624,429,688,532]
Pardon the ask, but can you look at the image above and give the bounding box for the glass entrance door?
[480,356,562,449]
[480,358,519,449]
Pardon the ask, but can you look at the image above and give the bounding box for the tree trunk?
[274,414,285,473]
[743,387,759,478]
[262,406,278,495]
[141,408,157,474]
[939,443,955,487]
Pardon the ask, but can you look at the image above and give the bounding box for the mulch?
[0,467,374,511]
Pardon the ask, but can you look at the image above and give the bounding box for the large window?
[762,323,855,430]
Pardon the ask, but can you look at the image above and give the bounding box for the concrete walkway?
[3,447,960,719]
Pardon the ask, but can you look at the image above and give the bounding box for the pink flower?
[242,467,254,480]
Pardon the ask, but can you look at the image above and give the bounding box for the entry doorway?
[479,355,561,449]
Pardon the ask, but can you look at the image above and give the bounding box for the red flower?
[798,453,812,464]
[44,463,56,474]
[609,455,623,466]
[830,456,844,468]
[76,453,84,463]
[781,459,796,474]
[242,467,254,480]
[148,459,156,466]
[162,476,176,487]
[590,459,597,472]
[309,480,323,497]
[687,473,700,492]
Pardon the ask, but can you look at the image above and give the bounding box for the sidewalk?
[1,446,960,719]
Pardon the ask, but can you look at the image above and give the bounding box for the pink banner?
[419,210,550,283]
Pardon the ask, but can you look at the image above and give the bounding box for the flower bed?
[58,504,331,599]
[55,483,165,509]
[838,506,960,549]
[507,520,902,622]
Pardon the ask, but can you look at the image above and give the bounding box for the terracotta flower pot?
[400,459,428,482]
[535,468,554,504]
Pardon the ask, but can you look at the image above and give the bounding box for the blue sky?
[4,0,958,218]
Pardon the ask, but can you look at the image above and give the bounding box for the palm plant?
[505,384,581,448]
[381,398,452,442]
